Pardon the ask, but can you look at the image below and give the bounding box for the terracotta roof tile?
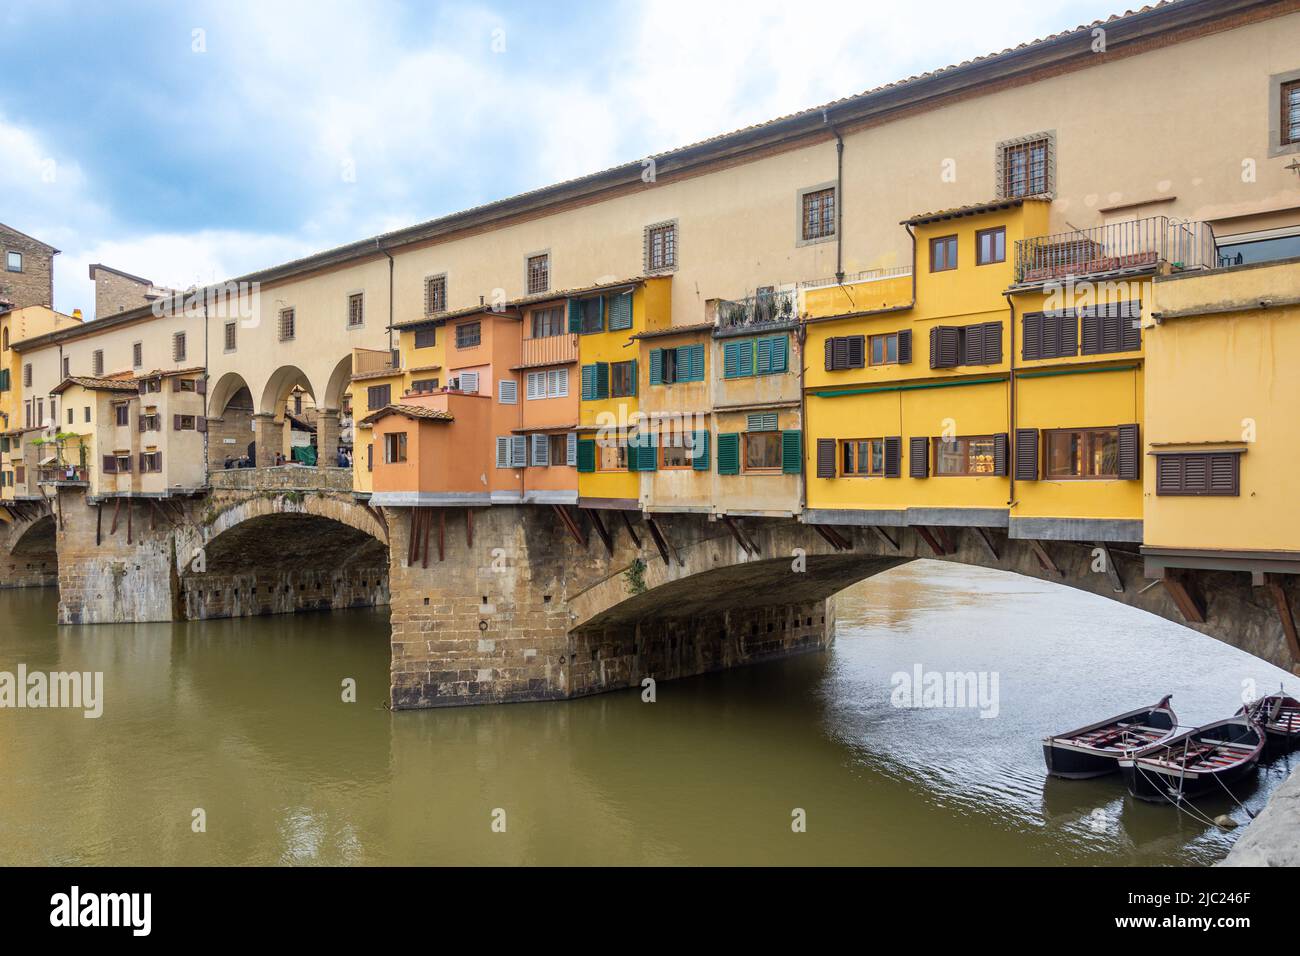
[357,403,455,426]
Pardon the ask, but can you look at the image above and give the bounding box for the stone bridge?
[4,472,1298,707]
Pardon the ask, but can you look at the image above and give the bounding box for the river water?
[1,560,1294,866]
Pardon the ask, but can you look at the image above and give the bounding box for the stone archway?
[0,511,58,588]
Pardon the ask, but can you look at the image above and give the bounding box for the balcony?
[518,332,578,369]
[1014,216,1217,285]
[38,465,87,484]
[352,347,400,379]
[716,288,798,332]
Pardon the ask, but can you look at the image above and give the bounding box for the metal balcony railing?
[352,348,399,377]
[716,288,798,330]
[1014,216,1217,284]
[798,266,912,290]
[519,332,578,368]
[38,465,87,483]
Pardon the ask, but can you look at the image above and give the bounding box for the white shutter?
[549,369,568,398]
[498,379,517,404]
[510,435,527,468]
[531,434,549,466]
[459,371,479,394]
[526,371,543,400]
[495,437,510,468]
[567,432,578,466]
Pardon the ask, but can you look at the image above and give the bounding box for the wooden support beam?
[56,491,64,531]
[407,508,418,566]
[871,526,900,553]
[644,516,672,567]
[1028,539,1062,577]
[585,508,614,557]
[619,510,642,549]
[465,508,474,549]
[437,509,445,563]
[109,497,121,536]
[723,515,758,556]
[1255,574,1300,663]
[126,499,133,545]
[810,523,844,552]
[95,502,102,547]
[972,527,999,562]
[1162,569,1207,624]
[1096,541,1124,593]
[914,526,946,557]
[934,526,956,555]
[552,505,586,547]
[148,500,157,531]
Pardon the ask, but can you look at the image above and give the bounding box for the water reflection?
[0,560,1292,865]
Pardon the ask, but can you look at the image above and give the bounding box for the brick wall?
[91,268,156,318]
[0,225,55,309]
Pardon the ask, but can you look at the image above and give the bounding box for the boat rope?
[1133,763,1230,831]
[1209,759,1258,819]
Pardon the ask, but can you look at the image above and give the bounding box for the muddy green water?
[1,561,1294,865]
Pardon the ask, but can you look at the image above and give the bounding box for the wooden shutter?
[980,322,1003,364]
[649,349,663,385]
[929,327,959,368]
[897,330,912,364]
[367,443,373,472]
[139,453,148,472]
[1014,428,1039,481]
[992,433,1009,477]
[753,339,770,375]
[1156,452,1239,496]
[909,437,929,477]
[567,298,582,333]
[137,379,148,395]
[595,362,610,399]
[781,430,802,474]
[816,439,836,478]
[510,436,527,468]
[717,433,740,475]
[531,434,549,466]
[962,323,984,365]
[1121,300,1142,351]
[831,337,850,370]
[692,430,710,470]
[173,414,182,431]
[196,377,207,395]
[495,437,510,468]
[769,336,789,372]
[576,439,596,473]
[1100,303,1122,353]
[847,336,865,369]
[580,365,596,401]
[1060,311,1079,356]
[688,344,705,381]
[567,432,578,466]
[608,292,633,331]
[1022,313,1042,360]
[1209,453,1238,494]
[102,455,116,473]
[884,436,901,477]
[1080,308,1100,354]
[824,338,835,371]
[1116,424,1140,480]
[1182,454,1208,494]
[1155,454,1182,495]
[197,417,207,434]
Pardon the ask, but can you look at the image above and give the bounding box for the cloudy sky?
[2,0,1125,316]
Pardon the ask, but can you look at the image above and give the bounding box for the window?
[1156,451,1241,496]
[661,433,692,469]
[62,356,70,378]
[530,307,563,339]
[607,291,633,331]
[84,406,91,423]
[454,370,479,394]
[410,378,438,393]
[455,321,481,349]
[801,187,835,241]
[548,434,569,466]
[976,227,1006,265]
[23,363,32,387]
[824,335,865,371]
[1282,78,1300,146]
[424,275,447,315]
[495,435,527,468]
[498,379,518,404]
[526,254,549,295]
[929,322,1002,368]
[935,436,998,476]
[580,363,609,400]
[93,350,104,376]
[1021,310,1078,360]
[1217,233,1300,267]
[176,415,197,431]
[140,451,162,473]
[645,222,677,271]
[133,341,144,366]
[842,439,886,476]
[1000,134,1052,198]
[0,368,8,392]
[348,293,364,327]
[5,251,21,272]
[527,368,568,400]
[869,333,898,366]
[610,361,635,398]
[67,407,73,425]
[173,331,187,361]
[367,384,391,410]
[1081,302,1142,355]
[930,235,958,272]
[596,437,628,472]
[143,377,161,393]
[224,322,236,352]
[725,336,789,377]
[278,308,295,341]
[651,344,703,384]
[1,328,7,350]
[384,432,408,464]
[414,327,437,349]
[743,432,782,472]
[114,403,130,427]
[578,297,603,334]
[1045,428,1120,479]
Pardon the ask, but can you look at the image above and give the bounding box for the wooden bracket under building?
[644,516,682,568]
[1162,568,1207,624]
[619,510,642,550]
[723,515,761,556]
[109,497,121,536]
[552,505,586,548]
[870,525,900,554]
[1254,572,1300,662]
[1028,539,1062,577]
[914,526,947,557]
[584,508,615,557]
[1095,541,1124,594]
[971,527,999,562]
[809,523,850,552]
[465,507,473,549]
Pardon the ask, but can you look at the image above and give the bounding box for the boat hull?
[1119,755,1259,803]
[1042,742,1123,779]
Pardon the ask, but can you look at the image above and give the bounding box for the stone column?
[252,413,284,468]
[317,409,340,468]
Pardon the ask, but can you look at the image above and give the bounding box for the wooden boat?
[1042,695,1177,779]
[1237,693,1300,749]
[1118,715,1264,803]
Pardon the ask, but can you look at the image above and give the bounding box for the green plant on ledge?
[624,558,647,596]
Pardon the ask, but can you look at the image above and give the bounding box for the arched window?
[1,327,8,350]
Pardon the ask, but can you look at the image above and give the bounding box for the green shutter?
[629,431,657,472]
[0,368,9,391]
[692,430,710,470]
[781,430,802,474]
[725,340,753,378]
[681,343,704,382]
[568,298,582,333]
[580,365,596,401]
[768,336,788,373]
[629,359,638,397]
[649,348,663,385]
[755,338,772,374]
[576,439,596,472]
[595,362,610,399]
[717,433,740,475]
[608,291,633,330]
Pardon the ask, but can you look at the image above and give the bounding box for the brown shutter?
[992,433,1009,476]
[962,323,984,365]
[196,377,207,395]
[909,437,929,478]
[102,455,116,473]
[1060,310,1078,356]
[172,377,182,392]
[1121,300,1142,351]
[1081,308,1100,354]
[831,337,850,370]
[897,330,912,364]
[139,453,147,471]
[1210,453,1239,495]
[816,439,836,478]
[824,338,834,371]
[1117,424,1140,480]
[1100,303,1121,353]
[929,327,959,368]
[156,451,162,472]
[197,417,207,434]
[847,335,865,368]
[1022,313,1042,360]
[137,380,147,395]
[884,436,901,477]
[1014,428,1039,481]
[173,414,182,431]
[1155,455,1182,494]
[367,443,373,472]
[1182,454,1208,493]
[982,322,1003,364]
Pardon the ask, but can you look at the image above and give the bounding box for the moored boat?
[1118,715,1264,803]
[1237,692,1300,749]
[1042,695,1177,779]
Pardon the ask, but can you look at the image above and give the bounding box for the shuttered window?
[566,432,578,467]
[909,437,929,478]
[1155,451,1241,496]
[571,296,604,334]
[628,433,658,472]
[1081,301,1141,355]
[610,361,635,397]
[649,344,704,384]
[1021,310,1078,360]
[367,384,391,410]
[824,335,865,371]
[724,340,753,378]
[1015,428,1039,481]
[934,435,1007,476]
[530,434,550,466]
[608,291,634,331]
[841,438,885,476]
[930,322,1002,368]
[816,439,836,478]
[455,322,481,349]
[498,379,517,404]
[414,327,437,349]
[716,433,740,475]
[580,363,609,401]
[576,438,596,473]
[746,412,778,432]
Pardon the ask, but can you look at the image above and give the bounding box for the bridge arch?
[259,364,315,417]
[0,510,58,588]
[323,353,353,413]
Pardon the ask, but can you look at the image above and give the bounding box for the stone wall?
[0,510,58,588]
[0,225,54,309]
[91,268,156,318]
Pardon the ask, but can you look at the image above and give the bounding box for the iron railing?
[1014,216,1217,284]
[716,288,799,330]
[798,265,912,290]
